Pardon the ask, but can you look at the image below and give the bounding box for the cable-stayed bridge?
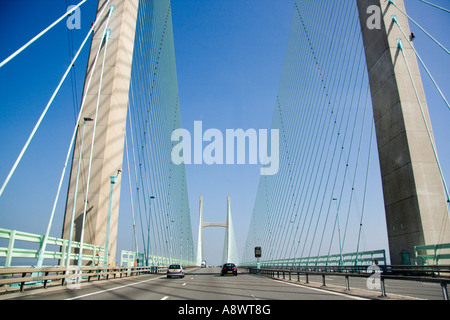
[0,0,449,301]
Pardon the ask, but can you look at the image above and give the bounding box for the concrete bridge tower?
[357,0,450,264]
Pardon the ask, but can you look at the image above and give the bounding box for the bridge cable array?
[244,0,378,265]
[243,0,450,265]
[124,0,195,266]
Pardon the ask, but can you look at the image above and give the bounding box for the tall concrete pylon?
[357,0,450,264]
[62,0,139,265]
[196,196,239,266]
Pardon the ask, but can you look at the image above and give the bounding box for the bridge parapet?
[0,228,104,268]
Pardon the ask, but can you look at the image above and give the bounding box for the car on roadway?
[167,264,184,278]
[221,263,237,276]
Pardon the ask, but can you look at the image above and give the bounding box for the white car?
[167,264,185,278]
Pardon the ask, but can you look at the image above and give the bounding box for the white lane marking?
[182,283,187,286]
[65,276,165,300]
[273,279,369,300]
[161,296,169,300]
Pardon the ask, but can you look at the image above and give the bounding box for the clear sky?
[0,0,449,266]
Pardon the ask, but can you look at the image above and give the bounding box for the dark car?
[221,263,237,276]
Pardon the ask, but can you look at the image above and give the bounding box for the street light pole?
[333,197,343,266]
[66,117,93,268]
[146,196,155,267]
[104,170,121,266]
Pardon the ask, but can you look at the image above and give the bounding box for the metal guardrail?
[0,265,169,293]
[244,265,450,300]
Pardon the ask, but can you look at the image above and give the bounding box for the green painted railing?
[415,243,450,265]
[0,228,104,267]
[242,249,386,268]
[120,250,195,267]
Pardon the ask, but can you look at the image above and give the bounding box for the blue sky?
[0,0,449,266]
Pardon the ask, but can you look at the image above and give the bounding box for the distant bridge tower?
[357,0,450,264]
[196,196,239,266]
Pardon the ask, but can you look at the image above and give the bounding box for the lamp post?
[104,169,121,266]
[333,197,343,266]
[66,117,93,268]
[146,196,155,267]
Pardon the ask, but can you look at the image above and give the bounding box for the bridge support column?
[62,0,139,266]
[196,196,239,265]
[357,0,450,265]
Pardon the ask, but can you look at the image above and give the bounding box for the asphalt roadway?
[1,267,444,301]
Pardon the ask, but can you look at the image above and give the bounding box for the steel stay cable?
[78,6,114,267]
[270,0,330,256]
[325,44,366,259]
[314,30,360,258]
[35,2,113,268]
[0,1,109,199]
[283,0,343,260]
[124,115,139,259]
[289,1,347,260]
[134,0,164,264]
[127,1,194,264]
[128,87,148,260]
[148,3,174,264]
[261,2,309,256]
[133,0,170,263]
[397,38,450,203]
[272,0,350,262]
[355,119,375,259]
[0,0,88,68]
[341,85,371,251]
[392,16,449,110]
[278,0,334,260]
[299,0,357,259]
[389,0,449,55]
[129,84,148,262]
[418,0,450,14]
[314,0,364,258]
[277,1,331,259]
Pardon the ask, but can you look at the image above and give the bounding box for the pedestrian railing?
[415,243,450,265]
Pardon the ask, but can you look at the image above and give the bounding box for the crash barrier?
[244,265,450,300]
[0,265,169,293]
